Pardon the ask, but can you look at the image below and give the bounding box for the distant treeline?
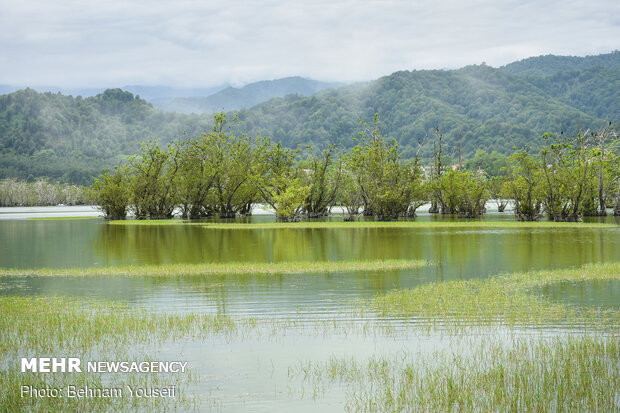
[0,179,88,207]
[90,114,620,222]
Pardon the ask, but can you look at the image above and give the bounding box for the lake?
[1,206,619,411]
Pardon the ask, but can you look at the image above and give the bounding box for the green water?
[1,211,619,412]
[1,217,619,311]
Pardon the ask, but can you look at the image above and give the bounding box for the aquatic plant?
[0,259,427,277]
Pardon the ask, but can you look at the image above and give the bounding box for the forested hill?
[0,89,212,184]
[500,51,619,77]
[1,53,618,184]
[236,63,618,159]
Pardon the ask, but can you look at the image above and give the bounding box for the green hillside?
[525,67,620,120]
[0,89,211,184]
[0,54,617,184]
[500,50,620,77]
[236,64,612,159]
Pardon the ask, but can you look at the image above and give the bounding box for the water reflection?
[0,217,618,315]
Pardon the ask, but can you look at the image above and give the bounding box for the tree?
[488,176,509,212]
[338,169,364,221]
[129,140,181,219]
[347,115,422,220]
[592,125,618,216]
[438,169,488,217]
[301,145,343,218]
[255,141,309,221]
[539,131,594,222]
[505,148,543,221]
[177,135,218,219]
[89,166,130,219]
[210,114,262,218]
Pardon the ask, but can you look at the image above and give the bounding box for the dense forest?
[0,52,617,185]
[500,51,620,77]
[0,89,212,184]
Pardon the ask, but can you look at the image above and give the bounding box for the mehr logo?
[21,358,82,373]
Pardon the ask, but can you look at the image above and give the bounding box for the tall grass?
[290,334,620,412]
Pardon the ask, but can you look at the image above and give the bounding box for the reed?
[290,334,620,412]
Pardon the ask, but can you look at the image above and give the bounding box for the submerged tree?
[301,145,343,218]
[177,134,218,219]
[347,115,423,221]
[438,169,488,217]
[539,131,594,222]
[591,126,619,216]
[129,140,182,219]
[88,166,130,219]
[211,115,263,218]
[255,142,309,221]
[488,176,509,212]
[338,169,364,221]
[505,148,543,221]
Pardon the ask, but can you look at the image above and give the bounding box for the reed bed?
[290,334,620,412]
[0,296,256,355]
[371,262,620,328]
[2,263,618,411]
[0,259,427,277]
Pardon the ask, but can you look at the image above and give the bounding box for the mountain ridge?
[0,52,617,184]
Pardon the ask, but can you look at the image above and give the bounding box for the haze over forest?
[0,51,618,185]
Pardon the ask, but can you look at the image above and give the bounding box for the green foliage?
[301,145,344,217]
[88,166,130,219]
[255,142,310,221]
[504,148,544,221]
[347,115,424,220]
[270,179,311,221]
[463,150,508,177]
[338,170,364,221]
[129,140,182,219]
[175,114,264,219]
[500,50,620,77]
[438,169,488,217]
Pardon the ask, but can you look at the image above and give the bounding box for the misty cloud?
[0,0,618,88]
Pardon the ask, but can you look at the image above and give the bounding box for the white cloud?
[0,0,618,87]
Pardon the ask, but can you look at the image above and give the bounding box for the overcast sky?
[0,0,618,88]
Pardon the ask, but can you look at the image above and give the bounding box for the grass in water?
[109,220,618,229]
[0,296,247,412]
[2,263,618,411]
[371,262,620,328]
[0,297,251,355]
[27,216,100,220]
[0,259,427,277]
[290,334,620,412]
